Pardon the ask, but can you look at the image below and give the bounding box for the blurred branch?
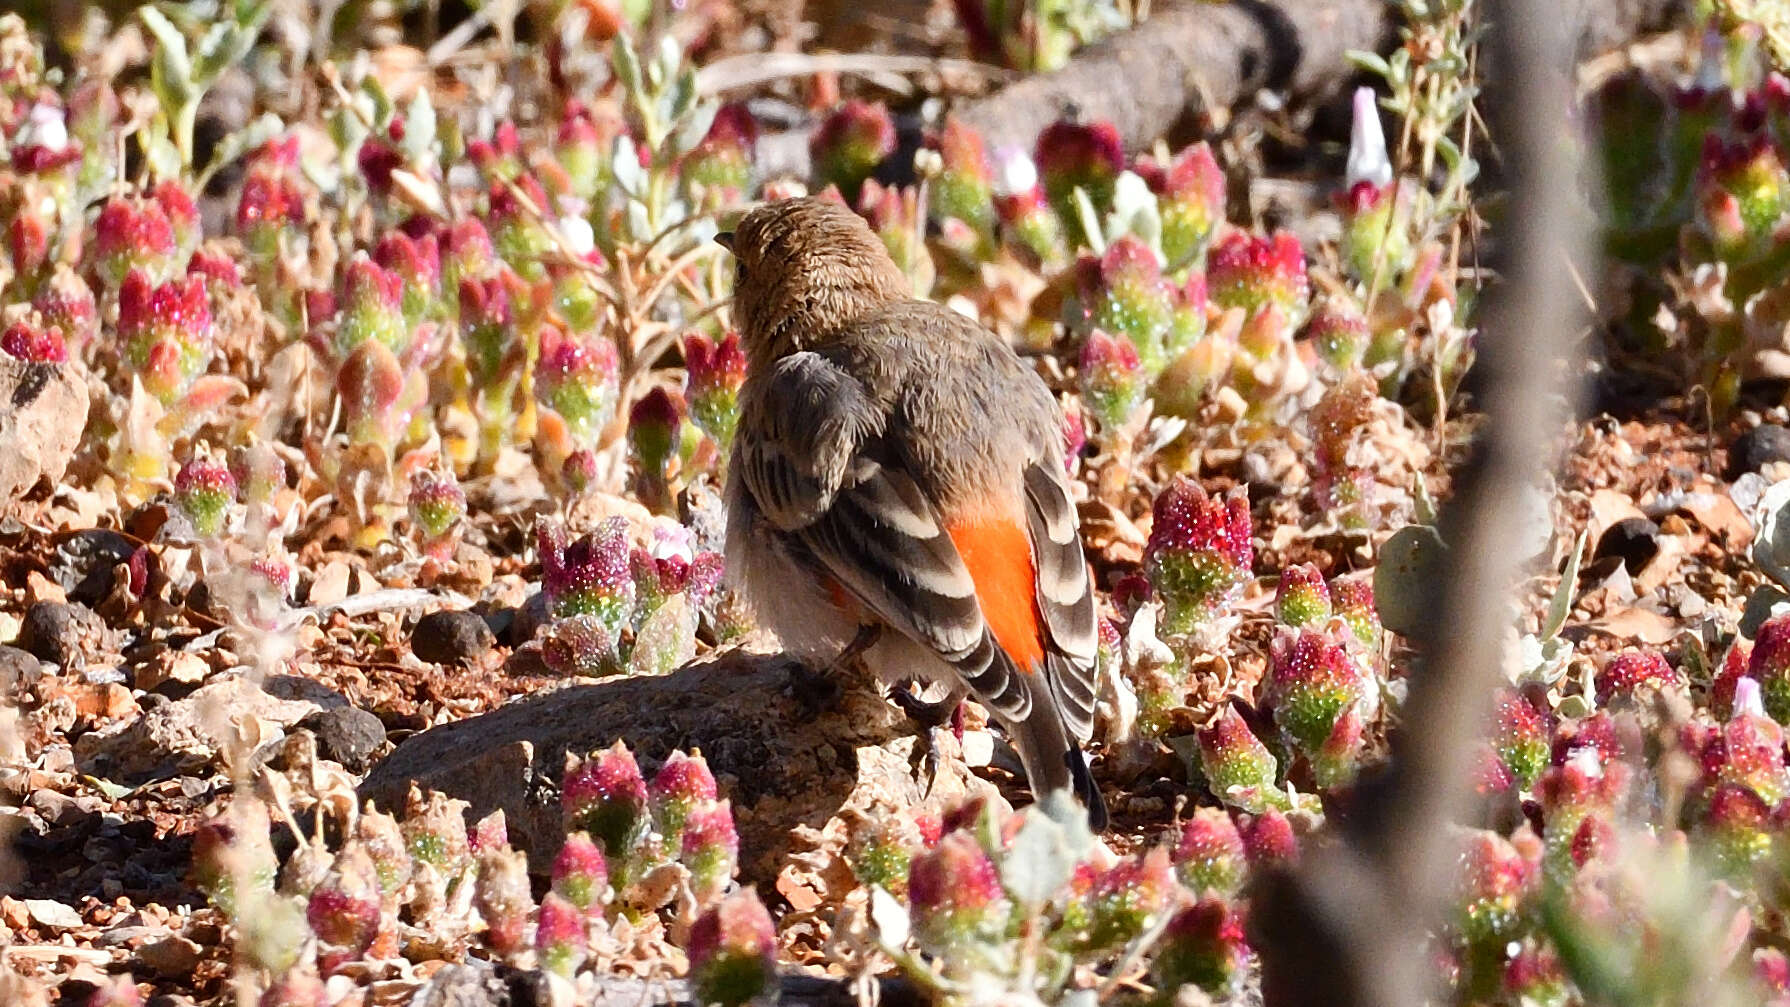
[1251,0,1593,1002]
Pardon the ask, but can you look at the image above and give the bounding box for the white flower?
[1345,87,1393,191]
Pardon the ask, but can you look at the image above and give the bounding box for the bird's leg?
[890,682,967,798]
[826,623,883,675]
[788,624,882,715]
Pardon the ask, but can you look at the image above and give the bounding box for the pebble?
[18,601,100,669]
[1729,424,1790,480]
[412,609,496,667]
[297,706,387,772]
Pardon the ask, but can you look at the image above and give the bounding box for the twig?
[1256,0,1592,1002]
[695,52,1014,96]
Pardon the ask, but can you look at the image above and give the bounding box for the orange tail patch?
[946,512,1045,670]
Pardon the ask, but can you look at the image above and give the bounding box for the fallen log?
[740,0,1687,180]
[359,650,1000,881]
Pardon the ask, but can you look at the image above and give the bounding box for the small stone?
[307,560,355,608]
[18,601,100,669]
[24,898,83,929]
[135,935,202,977]
[0,358,89,512]
[412,609,496,667]
[298,706,386,772]
[73,682,137,722]
[507,592,552,647]
[1730,424,1790,480]
[50,529,136,606]
[0,645,40,686]
[1593,516,1660,577]
[25,570,65,605]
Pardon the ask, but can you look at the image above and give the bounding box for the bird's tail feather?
[1010,703,1108,832]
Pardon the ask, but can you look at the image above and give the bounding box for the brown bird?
[718,196,1107,829]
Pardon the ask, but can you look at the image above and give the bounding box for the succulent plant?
[536,328,621,449]
[687,888,778,1007]
[1153,141,1227,269]
[683,331,747,453]
[1206,230,1310,327]
[1143,478,1254,637]
[0,319,66,363]
[1263,626,1377,788]
[1151,898,1252,997]
[810,100,894,204]
[1035,119,1124,246]
[551,832,610,916]
[407,471,465,560]
[1197,705,1285,813]
[928,116,996,241]
[174,456,238,538]
[118,269,211,404]
[907,829,1010,958]
[1078,328,1147,435]
[1748,614,1790,724]
[474,844,534,957]
[562,740,650,863]
[1274,563,1332,629]
[1491,690,1550,793]
[1173,807,1248,897]
[538,516,635,631]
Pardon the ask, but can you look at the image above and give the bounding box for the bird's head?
[718,196,909,370]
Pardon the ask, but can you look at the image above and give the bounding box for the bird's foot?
[889,682,963,730]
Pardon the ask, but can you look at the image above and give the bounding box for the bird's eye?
[734,259,746,286]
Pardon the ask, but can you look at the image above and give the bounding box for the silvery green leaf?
[1751,478,1790,592]
[1001,808,1074,906]
[1556,692,1595,719]
[139,7,191,68]
[655,34,682,88]
[625,198,652,243]
[629,595,695,677]
[1071,186,1105,255]
[611,34,644,102]
[1413,473,1437,525]
[360,77,394,131]
[1375,524,1447,637]
[327,104,368,159]
[1542,529,1588,641]
[610,136,645,197]
[1104,170,1162,254]
[1741,584,1790,639]
[1347,50,1392,78]
[869,886,909,948]
[669,99,717,160]
[669,66,699,124]
[400,88,437,165]
[141,122,183,181]
[192,22,240,83]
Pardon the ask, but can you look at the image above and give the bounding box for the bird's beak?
[714,231,735,252]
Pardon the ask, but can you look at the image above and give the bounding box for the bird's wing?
[1022,459,1100,744]
[734,350,1038,721]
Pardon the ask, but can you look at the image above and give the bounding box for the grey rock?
[75,677,324,781]
[18,601,101,669]
[1731,423,1790,480]
[298,706,386,772]
[360,651,996,880]
[0,644,42,686]
[0,357,88,509]
[412,609,496,667]
[50,529,137,606]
